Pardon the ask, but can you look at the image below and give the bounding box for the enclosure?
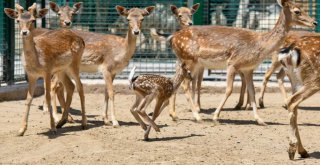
[1,0,320,85]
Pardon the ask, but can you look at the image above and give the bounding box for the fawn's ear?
[116,5,128,16]
[143,6,155,16]
[170,5,178,15]
[49,1,60,13]
[37,8,49,18]
[72,2,83,14]
[4,8,18,19]
[277,0,290,7]
[191,3,200,14]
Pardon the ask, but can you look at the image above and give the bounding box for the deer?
[151,3,250,122]
[275,36,320,160]
[39,2,83,123]
[4,3,86,135]
[47,4,155,127]
[258,31,319,108]
[169,0,317,126]
[128,62,191,140]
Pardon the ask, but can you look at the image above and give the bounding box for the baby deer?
[128,62,191,140]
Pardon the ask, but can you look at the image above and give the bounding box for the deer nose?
[133,30,140,35]
[21,30,29,36]
[64,21,71,26]
[188,22,193,26]
[313,21,318,26]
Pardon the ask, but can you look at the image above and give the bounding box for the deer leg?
[44,74,57,134]
[287,87,317,160]
[276,68,288,107]
[244,88,252,110]
[244,70,267,126]
[50,79,60,123]
[18,76,37,136]
[169,93,179,121]
[68,69,87,130]
[136,93,160,132]
[258,61,281,108]
[196,68,204,111]
[190,73,202,121]
[103,72,119,127]
[130,95,147,130]
[56,73,75,128]
[42,81,49,113]
[213,66,236,125]
[234,72,246,110]
[55,83,74,123]
[144,99,166,140]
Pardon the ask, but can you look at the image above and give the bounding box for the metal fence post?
[4,0,15,85]
[316,0,320,32]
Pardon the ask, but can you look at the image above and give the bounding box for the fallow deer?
[258,31,319,108]
[49,5,155,127]
[40,2,83,123]
[128,62,191,140]
[276,36,320,160]
[170,0,317,125]
[151,4,249,122]
[4,3,86,135]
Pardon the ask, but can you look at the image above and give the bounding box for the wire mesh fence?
[0,0,320,85]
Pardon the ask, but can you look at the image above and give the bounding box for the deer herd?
[3,0,320,160]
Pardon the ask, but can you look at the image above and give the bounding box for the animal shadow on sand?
[38,105,82,116]
[295,151,320,160]
[144,134,205,142]
[299,106,320,111]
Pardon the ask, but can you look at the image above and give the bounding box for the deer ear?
[143,6,155,16]
[116,5,128,16]
[277,0,290,7]
[37,8,49,18]
[72,2,82,14]
[49,1,60,13]
[4,8,18,19]
[191,3,200,14]
[170,5,178,15]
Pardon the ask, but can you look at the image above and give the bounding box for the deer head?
[49,1,82,28]
[277,0,317,28]
[176,62,192,80]
[170,3,200,27]
[116,5,155,36]
[4,3,48,36]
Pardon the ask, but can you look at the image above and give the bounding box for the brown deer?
[258,31,319,108]
[4,3,86,135]
[40,2,83,123]
[276,36,320,160]
[49,5,155,127]
[128,62,191,140]
[170,0,316,125]
[151,4,249,122]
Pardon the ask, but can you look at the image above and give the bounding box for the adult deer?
[276,36,320,160]
[258,31,319,108]
[151,3,249,122]
[49,4,155,127]
[4,3,86,135]
[170,0,316,125]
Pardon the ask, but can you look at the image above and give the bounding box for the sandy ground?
[1,90,320,164]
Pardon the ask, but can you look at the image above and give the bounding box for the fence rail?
[0,0,319,86]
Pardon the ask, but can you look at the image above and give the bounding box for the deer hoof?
[288,143,297,160]
[81,124,88,130]
[17,129,26,136]
[67,115,75,123]
[234,104,242,110]
[56,119,67,128]
[257,119,268,126]
[212,119,220,126]
[259,98,265,108]
[299,151,310,158]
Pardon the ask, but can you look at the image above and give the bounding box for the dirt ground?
[1,88,320,164]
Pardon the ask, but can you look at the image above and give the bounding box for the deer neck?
[124,29,137,59]
[21,26,41,70]
[172,72,186,92]
[260,7,291,56]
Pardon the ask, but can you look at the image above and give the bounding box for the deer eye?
[294,10,301,15]
[57,13,61,16]
[127,18,130,22]
[31,20,36,23]
[178,15,182,18]
[16,20,20,23]
[140,18,144,21]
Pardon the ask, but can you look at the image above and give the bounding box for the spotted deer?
[48,5,155,127]
[128,62,191,140]
[4,3,86,135]
[151,3,250,122]
[276,36,320,160]
[170,0,317,125]
[39,2,83,123]
[258,31,319,108]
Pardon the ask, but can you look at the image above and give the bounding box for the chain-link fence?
[1,0,320,85]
